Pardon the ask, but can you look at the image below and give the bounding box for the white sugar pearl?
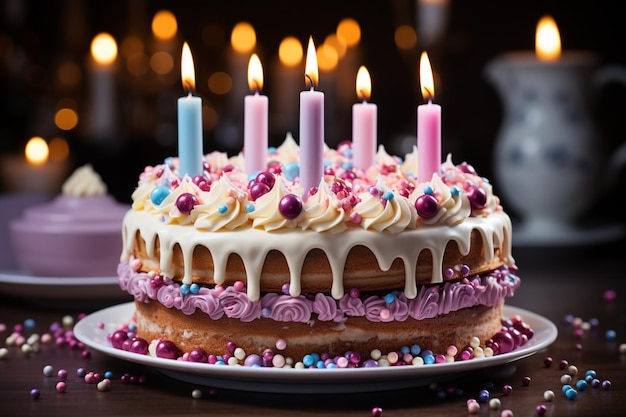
[412,356,424,366]
[469,336,481,348]
[191,389,202,399]
[234,347,246,360]
[62,315,74,327]
[619,343,626,354]
[370,349,382,360]
[489,398,501,410]
[567,365,578,376]
[0,347,8,359]
[483,346,494,357]
[543,390,555,401]
[227,356,239,366]
[560,374,572,384]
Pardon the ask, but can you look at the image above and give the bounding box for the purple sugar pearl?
[279,194,303,220]
[155,340,179,359]
[176,192,198,214]
[491,330,515,354]
[249,182,271,201]
[129,337,149,355]
[187,348,209,363]
[415,194,438,218]
[467,186,487,209]
[255,171,275,188]
[110,330,128,350]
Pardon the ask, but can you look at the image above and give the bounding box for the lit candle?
[178,42,203,178]
[417,51,441,183]
[89,33,117,140]
[535,15,561,62]
[244,53,268,175]
[352,65,377,170]
[299,36,324,196]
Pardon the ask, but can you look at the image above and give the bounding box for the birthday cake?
[116,134,530,367]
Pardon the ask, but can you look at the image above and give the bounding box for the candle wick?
[305,73,315,90]
[424,87,434,102]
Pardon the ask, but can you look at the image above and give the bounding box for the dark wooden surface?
[1,240,625,417]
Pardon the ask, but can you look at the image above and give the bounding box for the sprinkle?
[567,365,578,376]
[423,185,434,195]
[478,389,490,402]
[565,388,578,400]
[180,284,190,295]
[535,404,547,416]
[450,186,460,197]
[97,379,111,392]
[382,191,394,200]
[543,390,555,401]
[467,399,480,414]
[522,376,531,386]
[576,379,587,390]
[30,388,40,399]
[502,385,513,395]
[218,204,228,214]
[500,409,514,417]
[469,336,480,349]
[559,359,568,369]
[56,381,67,393]
[560,374,572,384]
[370,349,382,360]
[384,293,396,304]
[43,364,54,377]
[489,398,501,410]
[544,356,553,367]
[57,369,68,381]
[602,380,612,390]
[192,389,202,399]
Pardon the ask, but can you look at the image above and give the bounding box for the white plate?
[0,270,130,301]
[74,303,557,394]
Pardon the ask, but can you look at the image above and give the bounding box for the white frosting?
[62,164,107,196]
[121,209,513,302]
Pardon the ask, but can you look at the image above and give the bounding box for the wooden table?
[1,241,625,417]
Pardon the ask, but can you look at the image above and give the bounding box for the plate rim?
[74,302,557,392]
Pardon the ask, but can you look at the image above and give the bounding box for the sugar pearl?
[30,388,40,399]
[0,347,8,359]
[234,347,246,360]
[522,376,531,386]
[275,339,286,351]
[536,404,547,416]
[56,381,67,393]
[97,379,111,392]
[370,349,382,360]
[489,398,501,410]
[43,365,55,377]
[62,315,74,327]
[560,374,572,384]
[191,389,202,399]
[567,365,578,376]
[469,336,481,348]
[467,400,480,414]
[543,390,555,401]
[500,409,514,417]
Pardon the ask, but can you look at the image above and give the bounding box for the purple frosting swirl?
[219,286,262,322]
[117,262,521,324]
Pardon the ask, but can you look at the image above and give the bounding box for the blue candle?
[178,42,203,178]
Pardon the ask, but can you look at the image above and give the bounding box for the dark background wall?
[1,0,625,208]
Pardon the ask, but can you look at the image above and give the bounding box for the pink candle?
[299,37,324,197]
[417,51,441,183]
[244,53,268,175]
[352,66,377,170]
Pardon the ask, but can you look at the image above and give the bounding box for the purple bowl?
[10,195,129,277]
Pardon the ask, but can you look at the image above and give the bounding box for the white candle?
[417,51,441,183]
[299,37,324,197]
[352,66,377,170]
[177,42,203,178]
[89,33,117,140]
[244,53,268,175]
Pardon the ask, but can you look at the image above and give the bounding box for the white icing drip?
[121,209,514,302]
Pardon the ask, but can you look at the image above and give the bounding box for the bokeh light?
[152,10,178,41]
[25,137,49,165]
[91,33,118,65]
[336,18,361,47]
[231,22,256,53]
[278,37,303,67]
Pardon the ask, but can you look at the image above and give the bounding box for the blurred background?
[1,0,625,214]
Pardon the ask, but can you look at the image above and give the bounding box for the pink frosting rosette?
[262,293,313,323]
[218,286,262,322]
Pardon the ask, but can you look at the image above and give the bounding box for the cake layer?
[122,209,513,301]
[134,298,505,361]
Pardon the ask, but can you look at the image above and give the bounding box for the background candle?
[178,42,203,178]
[352,65,377,170]
[88,33,117,141]
[244,53,268,175]
[417,51,441,183]
[299,37,324,197]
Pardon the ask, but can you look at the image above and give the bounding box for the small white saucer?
[0,270,130,301]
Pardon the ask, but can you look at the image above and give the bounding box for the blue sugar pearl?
[327,363,337,368]
[585,375,593,383]
[562,384,573,394]
[190,283,200,294]
[245,203,255,213]
[384,293,396,304]
[450,186,460,197]
[128,323,137,332]
[382,191,394,200]
[262,308,271,317]
[216,360,226,366]
[104,371,113,379]
[218,204,228,214]
[591,378,601,388]
[400,346,410,355]
[576,380,587,391]
[150,186,171,206]
[585,370,597,378]
[478,389,490,402]
[605,329,617,341]
[410,344,421,356]
[310,352,321,362]
[283,162,300,181]
[303,355,315,367]
[180,284,190,295]
[423,185,434,195]
[343,162,354,171]
[565,388,578,400]
[268,146,277,155]
[342,148,353,158]
[24,318,35,329]
[316,360,325,369]
[421,349,433,357]
[423,354,435,364]
[247,170,262,183]
[164,157,175,169]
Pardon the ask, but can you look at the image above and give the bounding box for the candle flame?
[535,15,561,62]
[247,53,264,92]
[25,137,49,166]
[419,51,435,101]
[356,66,371,101]
[304,36,319,88]
[181,42,196,92]
[91,33,117,65]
